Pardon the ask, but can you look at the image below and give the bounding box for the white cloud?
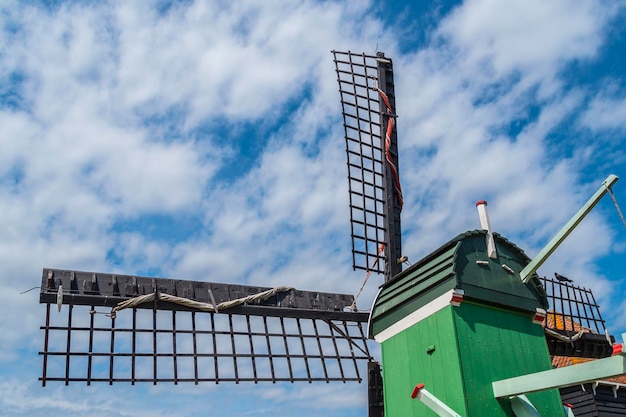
[0,378,174,417]
[581,92,626,132]
[393,0,621,250]
[1,0,626,416]
[437,0,607,86]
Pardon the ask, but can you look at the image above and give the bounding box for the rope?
[608,188,626,229]
[109,286,294,319]
[351,243,385,311]
[544,327,586,343]
[19,286,42,294]
[376,88,403,211]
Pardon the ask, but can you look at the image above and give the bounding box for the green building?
[368,229,564,417]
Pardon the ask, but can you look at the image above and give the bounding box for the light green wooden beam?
[510,395,542,417]
[520,174,619,284]
[492,353,626,398]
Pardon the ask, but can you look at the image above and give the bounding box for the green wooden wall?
[381,305,467,416]
[380,302,563,416]
[454,302,562,416]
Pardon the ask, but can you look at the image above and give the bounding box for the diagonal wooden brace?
[410,383,462,417]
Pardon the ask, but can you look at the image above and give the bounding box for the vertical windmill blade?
[332,51,403,280]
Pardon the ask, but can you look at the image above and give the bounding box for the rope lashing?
[351,243,385,312]
[108,286,294,319]
[543,327,586,343]
[376,88,403,211]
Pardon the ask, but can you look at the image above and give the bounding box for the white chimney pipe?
[476,200,497,259]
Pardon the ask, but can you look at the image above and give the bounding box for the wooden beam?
[493,353,626,398]
[520,174,619,284]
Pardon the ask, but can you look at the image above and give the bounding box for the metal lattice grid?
[540,276,607,336]
[332,50,400,276]
[38,268,373,386]
[40,304,372,385]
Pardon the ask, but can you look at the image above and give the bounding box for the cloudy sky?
[1,0,626,416]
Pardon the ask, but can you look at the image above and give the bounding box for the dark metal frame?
[39,269,373,386]
[367,361,384,417]
[375,53,402,280]
[40,269,363,321]
[540,276,613,358]
[332,50,402,280]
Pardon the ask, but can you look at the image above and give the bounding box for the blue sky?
[1,0,626,416]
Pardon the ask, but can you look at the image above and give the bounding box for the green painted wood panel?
[454,234,548,311]
[379,302,563,416]
[370,230,549,340]
[453,302,563,416]
[376,243,458,307]
[370,277,457,336]
[381,306,468,417]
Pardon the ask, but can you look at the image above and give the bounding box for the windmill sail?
[38,268,372,385]
[540,275,613,358]
[332,51,402,281]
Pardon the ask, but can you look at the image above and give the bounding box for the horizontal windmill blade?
[332,50,402,281]
[38,268,373,386]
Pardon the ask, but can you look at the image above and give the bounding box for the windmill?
[37,51,625,416]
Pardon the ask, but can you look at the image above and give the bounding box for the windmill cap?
[475,200,488,207]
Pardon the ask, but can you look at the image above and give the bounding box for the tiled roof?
[549,311,626,383]
[545,311,592,333]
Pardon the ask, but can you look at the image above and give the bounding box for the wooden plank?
[493,354,626,398]
[454,302,562,416]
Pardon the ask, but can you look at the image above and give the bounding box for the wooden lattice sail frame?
[332,50,403,281]
[39,268,373,386]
